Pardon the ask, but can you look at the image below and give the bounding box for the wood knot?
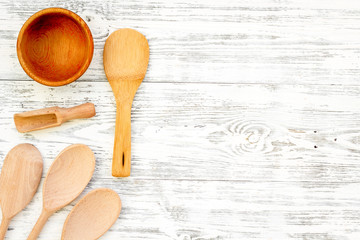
[227,120,273,154]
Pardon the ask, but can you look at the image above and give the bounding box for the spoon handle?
[112,101,132,177]
[27,210,52,240]
[60,103,96,122]
[0,217,10,240]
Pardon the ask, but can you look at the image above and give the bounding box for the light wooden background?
[0,0,360,239]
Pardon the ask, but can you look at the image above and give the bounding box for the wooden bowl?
[17,8,94,87]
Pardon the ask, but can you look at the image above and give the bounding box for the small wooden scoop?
[0,144,43,240]
[14,103,96,133]
[27,144,95,240]
[61,188,121,240]
[104,28,149,177]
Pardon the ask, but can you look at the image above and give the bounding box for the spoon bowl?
[0,144,43,240]
[103,28,149,177]
[27,144,95,240]
[62,188,121,240]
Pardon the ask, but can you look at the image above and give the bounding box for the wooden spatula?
[14,103,96,133]
[0,144,43,240]
[103,28,149,177]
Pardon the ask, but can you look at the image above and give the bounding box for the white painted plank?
[0,81,360,183]
[0,0,360,84]
[4,179,360,239]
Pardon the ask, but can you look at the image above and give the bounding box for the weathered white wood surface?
[0,0,360,239]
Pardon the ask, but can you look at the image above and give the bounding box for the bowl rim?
[16,7,94,87]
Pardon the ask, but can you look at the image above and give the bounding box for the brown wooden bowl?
[17,8,94,87]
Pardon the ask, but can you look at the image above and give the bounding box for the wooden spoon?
[27,144,95,240]
[103,28,149,177]
[61,188,121,240]
[0,144,43,240]
[14,103,96,133]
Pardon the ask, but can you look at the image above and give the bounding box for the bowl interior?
[19,11,92,85]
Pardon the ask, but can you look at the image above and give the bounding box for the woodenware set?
[0,144,121,240]
[0,6,149,239]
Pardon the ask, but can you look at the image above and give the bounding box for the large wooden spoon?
[61,188,121,240]
[0,144,43,240]
[104,28,149,177]
[27,144,95,240]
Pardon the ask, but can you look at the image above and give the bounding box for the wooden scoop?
[14,103,96,133]
[61,188,121,240]
[27,144,95,240]
[103,28,149,177]
[0,144,43,240]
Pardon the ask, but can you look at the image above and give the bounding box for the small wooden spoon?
[0,144,43,240]
[103,28,149,177]
[61,188,121,240]
[27,144,95,240]
[14,103,96,133]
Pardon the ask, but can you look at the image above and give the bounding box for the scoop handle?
[112,101,132,177]
[0,217,10,240]
[60,103,96,122]
[27,210,52,240]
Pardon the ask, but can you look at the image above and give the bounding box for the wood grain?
[14,103,96,133]
[1,81,360,182]
[17,8,94,86]
[0,79,360,239]
[27,144,95,240]
[0,0,360,85]
[1,0,360,239]
[0,144,43,240]
[5,179,360,239]
[62,188,121,240]
[104,28,150,177]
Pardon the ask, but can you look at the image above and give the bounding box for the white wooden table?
[1,0,360,239]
